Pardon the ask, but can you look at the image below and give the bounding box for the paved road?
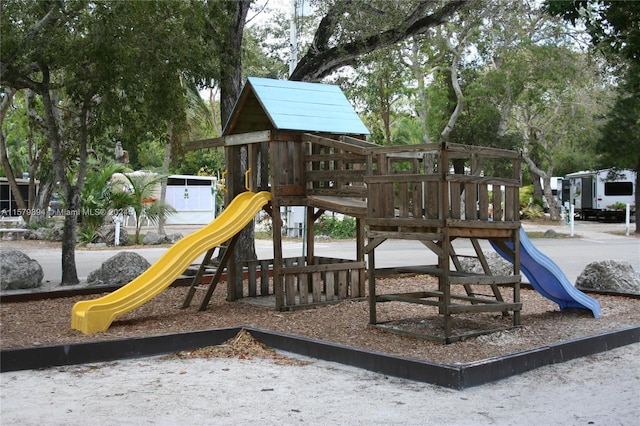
[3,221,638,288]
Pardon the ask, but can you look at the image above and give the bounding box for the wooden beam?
[280,261,365,275]
[302,133,369,155]
[184,136,225,150]
[184,130,271,151]
[225,130,271,146]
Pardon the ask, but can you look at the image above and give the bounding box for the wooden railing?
[365,142,521,229]
[233,256,365,309]
[303,134,372,199]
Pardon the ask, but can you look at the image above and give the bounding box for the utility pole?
[289,0,298,77]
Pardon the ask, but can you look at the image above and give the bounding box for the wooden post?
[270,139,285,310]
[368,238,377,324]
[356,217,365,297]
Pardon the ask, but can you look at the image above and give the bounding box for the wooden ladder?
[181,234,240,311]
[449,238,508,314]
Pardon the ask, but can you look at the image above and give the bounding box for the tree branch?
[291,0,469,81]
[0,2,60,77]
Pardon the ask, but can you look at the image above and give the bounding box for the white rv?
[564,169,636,221]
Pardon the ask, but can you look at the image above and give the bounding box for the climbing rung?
[468,292,496,298]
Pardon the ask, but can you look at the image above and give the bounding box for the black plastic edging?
[245,327,462,388]
[0,327,241,373]
[459,326,640,388]
[1,325,638,390]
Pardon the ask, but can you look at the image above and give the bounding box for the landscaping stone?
[165,233,183,244]
[0,250,43,290]
[458,252,514,276]
[576,260,640,295]
[143,231,166,245]
[97,224,129,246]
[87,252,151,287]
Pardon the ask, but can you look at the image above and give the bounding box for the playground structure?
[226,132,530,343]
[72,77,600,341]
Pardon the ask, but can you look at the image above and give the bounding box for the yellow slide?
[71,191,271,334]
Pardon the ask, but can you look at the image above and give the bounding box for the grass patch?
[526,231,575,239]
[255,231,271,240]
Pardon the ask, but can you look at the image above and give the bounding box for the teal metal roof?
[223,77,369,136]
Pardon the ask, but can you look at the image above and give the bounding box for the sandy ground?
[2,221,639,424]
[1,343,639,425]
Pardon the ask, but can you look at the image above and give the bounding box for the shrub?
[314,216,356,239]
[520,204,545,220]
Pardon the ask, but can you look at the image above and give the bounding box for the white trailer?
[565,169,636,221]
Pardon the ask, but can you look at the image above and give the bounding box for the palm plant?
[78,160,129,244]
[113,172,176,244]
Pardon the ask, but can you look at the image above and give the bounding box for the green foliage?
[347,45,411,146]
[545,0,640,64]
[314,216,356,239]
[392,116,424,145]
[520,204,545,220]
[519,185,535,208]
[26,218,54,230]
[173,148,225,176]
[243,24,289,80]
[116,172,176,245]
[606,202,627,210]
[520,185,546,221]
[76,224,100,246]
[597,65,640,171]
[79,160,129,234]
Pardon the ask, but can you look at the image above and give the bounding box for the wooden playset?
[186,78,523,343]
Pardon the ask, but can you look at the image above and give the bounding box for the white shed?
[165,174,218,225]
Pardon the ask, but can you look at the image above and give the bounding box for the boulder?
[143,231,166,245]
[458,252,514,276]
[49,223,65,241]
[23,224,64,241]
[23,228,42,240]
[165,233,183,244]
[97,224,129,246]
[0,250,44,290]
[87,252,151,287]
[544,229,557,238]
[576,260,640,295]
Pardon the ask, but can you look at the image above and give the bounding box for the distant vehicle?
[563,169,636,221]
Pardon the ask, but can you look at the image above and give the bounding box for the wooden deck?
[306,195,367,218]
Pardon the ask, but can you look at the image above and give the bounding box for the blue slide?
[490,228,601,318]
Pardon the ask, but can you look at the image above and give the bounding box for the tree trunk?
[216,0,254,280]
[61,185,80,285]
[30,179,53,227]
[40,68,90,285]
[0,88,29,221]
[157,125,172,235]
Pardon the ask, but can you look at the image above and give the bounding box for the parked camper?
[564,169,636,221]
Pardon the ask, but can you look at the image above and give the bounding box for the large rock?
[87,252,151,287]
[97,224,129,246]
[0,250,44,290]
[143,231,166,245]
[48,223,65,241]
[165,233,183,244]
[24,224,64,241]
[576,260,640,295]
[458,252,514,276]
